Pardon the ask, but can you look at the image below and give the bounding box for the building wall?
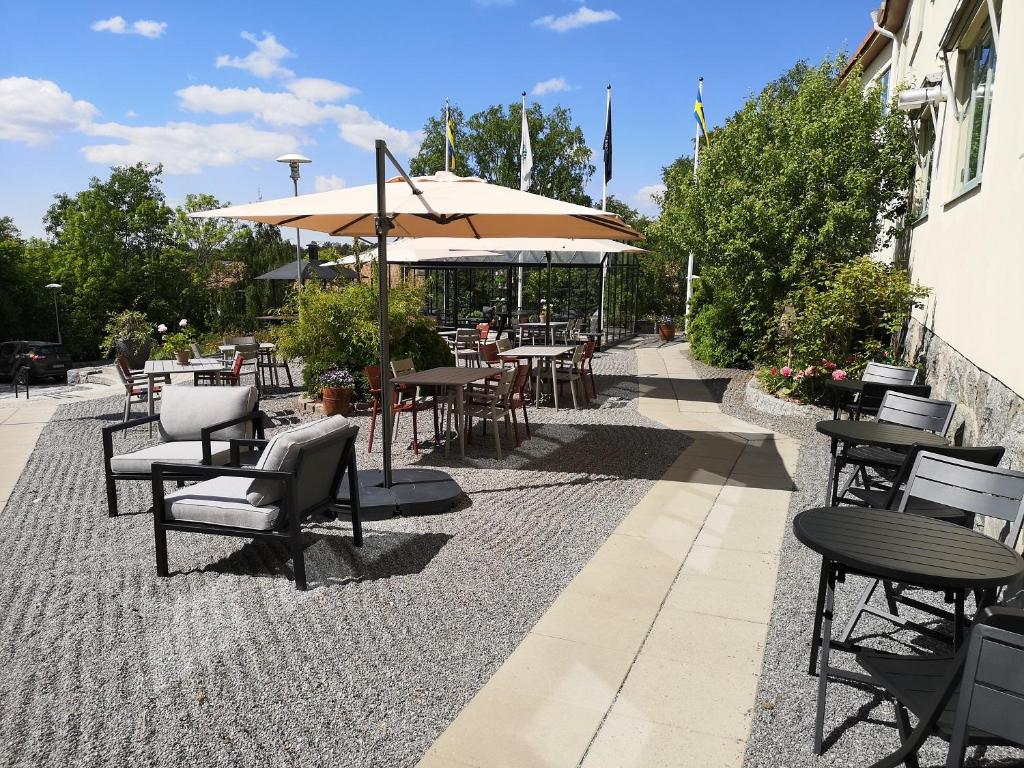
[857,0,1024,398]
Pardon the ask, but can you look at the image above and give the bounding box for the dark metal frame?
[102,410,266,517]
[150,429,363,591]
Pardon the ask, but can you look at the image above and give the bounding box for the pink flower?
[178,318,188,328]
[156,324,167,334]
[824,361,837,372]
[804,365,817,377]
[832,369,848,381]
[770,367,778,376]
[781,366,793,377]
[795,371,805,380]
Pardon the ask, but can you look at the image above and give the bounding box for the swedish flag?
[445,113,457,172]
[694,78,710,145]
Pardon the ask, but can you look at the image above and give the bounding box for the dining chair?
[538,344,586,409]
[115,355,161,422]
[840,451,1024,646]
[509,363,532,444]
[862,361,920,385]
[579,340,597,401]
[454,329,481,367]
[366,363,436,455]
[464,367,517,459]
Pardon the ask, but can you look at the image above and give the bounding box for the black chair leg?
[154,524,169,577]
[291,535,307,590]
[105,475,118,517]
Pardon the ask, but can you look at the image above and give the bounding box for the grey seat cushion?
[110,441,231,474]
[247,416,358,506]
[158,385,259,442]
[164,476,280,530]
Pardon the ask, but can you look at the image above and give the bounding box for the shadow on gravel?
[189,529,452,589]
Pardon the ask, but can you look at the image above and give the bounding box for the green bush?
[755,258,929,402]
[655,57,915,367]
[274,280,450,397]
[100,309,153,356]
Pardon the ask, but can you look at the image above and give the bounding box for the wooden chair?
[365,364,436,455]
[580,340,597,400]
[509,363,532,444]
[453,329,482,367]
[538,344,586,409]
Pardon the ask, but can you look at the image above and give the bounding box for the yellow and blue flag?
[445,110,457,172]
[694,79,709,145]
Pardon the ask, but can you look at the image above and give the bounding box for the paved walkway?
[419,342,798,767]
[0,375,118,511]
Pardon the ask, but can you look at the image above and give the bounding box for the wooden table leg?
[551,358,560,410]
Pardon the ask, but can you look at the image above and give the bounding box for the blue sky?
[0,1,877,239]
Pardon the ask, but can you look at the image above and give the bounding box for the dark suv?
[0,341,72,383]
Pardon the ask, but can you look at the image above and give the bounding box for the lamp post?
[45,283,62,344]
[276,153,311,287]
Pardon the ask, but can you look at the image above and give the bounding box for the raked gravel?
[0,345,692,768]
[685,347,1022,767]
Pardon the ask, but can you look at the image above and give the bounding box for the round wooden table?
[794,505,1024,754]
[815,419,949,506]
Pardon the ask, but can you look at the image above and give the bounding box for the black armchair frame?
[102,409,266,517]
[151,430,362,590]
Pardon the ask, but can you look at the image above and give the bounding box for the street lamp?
[276,153,312,287]
[45,283,62,344]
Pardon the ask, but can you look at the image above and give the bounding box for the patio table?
[517,321,567,344]
[391,366,502,458]
[793,505,1024,754]
[815,419,949,506]
[823,378,864,419]
[498,345,573,409]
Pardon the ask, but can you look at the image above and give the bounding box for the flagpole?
[444,98,450,173]
[517,91,527,312]
[599,85,611,340]
[685,78,702,334]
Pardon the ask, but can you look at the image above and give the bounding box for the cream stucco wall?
[864,0,1024,396]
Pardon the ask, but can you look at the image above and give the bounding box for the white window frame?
[953,18,997,192]
[911,113,936,221]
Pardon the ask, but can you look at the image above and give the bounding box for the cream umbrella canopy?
[191,141,642,502]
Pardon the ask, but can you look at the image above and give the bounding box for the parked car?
[0,341,72,382]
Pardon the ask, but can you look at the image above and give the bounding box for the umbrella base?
[337,468,463,518]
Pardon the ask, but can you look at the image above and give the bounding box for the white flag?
[520,93,533,191]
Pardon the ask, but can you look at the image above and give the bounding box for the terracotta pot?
[658,323,676,342]
[322,386,353,416]
[174,350,191,365]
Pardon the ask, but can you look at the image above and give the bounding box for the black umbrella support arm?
[375,140,398,489]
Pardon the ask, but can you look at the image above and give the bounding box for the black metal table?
[823,378,864,419]
[815,419,949,506]
[793,506,1024,754]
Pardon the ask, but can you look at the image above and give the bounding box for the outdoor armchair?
[102,384,262,516]
[150,415,362,590]
[856,606,1024,768]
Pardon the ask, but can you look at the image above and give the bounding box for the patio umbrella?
[254,258,356,282]
[192,142,641,508]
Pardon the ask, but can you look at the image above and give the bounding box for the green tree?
[409,101,595,204]
[169,193,239,265]
[655,58,914,367]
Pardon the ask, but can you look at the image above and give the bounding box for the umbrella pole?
[545,251,552,344]
[375,139,394,489]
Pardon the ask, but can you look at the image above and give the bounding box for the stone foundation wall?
[906,318,1024,471]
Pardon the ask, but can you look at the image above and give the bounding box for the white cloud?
[533,6,620,32]
[82,121,299,174]
[286,77,358,102]
[125,109,138,118]
[176,84,421,155]
[92,16,167,38]
[314,175,346,192]
[532,77,570,96]
[0,77,98,145]
[216,32,294,79]
[632,183,666,214]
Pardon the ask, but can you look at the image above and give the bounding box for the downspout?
[871,7,900,82]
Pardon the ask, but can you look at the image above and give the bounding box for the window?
[878,67,892,114]
[956,27,996,187]
[911,115,935,219]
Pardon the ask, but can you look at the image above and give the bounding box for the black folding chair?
[857,606,1024,768]
[840,452,1024,646]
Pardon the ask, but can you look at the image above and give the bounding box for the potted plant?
[160,319,196,365]
[101,310,154,368]
[319,367,355,416]
[657,314,676,341]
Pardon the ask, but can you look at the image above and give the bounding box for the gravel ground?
[0,346,692,768]
[685,347,1023,767]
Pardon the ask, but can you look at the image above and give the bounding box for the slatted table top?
[499,346,573,358]
[143,358,226,373]
[391,366,501,386]
[815,419,950,450]
[823,379,864,396]
[793,506,1024,590]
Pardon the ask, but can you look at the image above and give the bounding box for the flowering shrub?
[756,356,856,401]
[159,319,196,357]
[319,367,355,390]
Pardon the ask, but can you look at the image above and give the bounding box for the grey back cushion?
[158,385,258,443]
[246,416,359,507]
